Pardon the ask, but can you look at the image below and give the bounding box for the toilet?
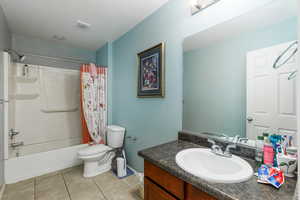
[78,125,125,177]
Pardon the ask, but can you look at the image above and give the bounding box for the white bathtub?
[4,144,88,184]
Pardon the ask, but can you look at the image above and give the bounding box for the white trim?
[105,67,108,143]
[3,52,10,160]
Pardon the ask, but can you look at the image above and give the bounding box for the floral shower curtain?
[80,64,107,144]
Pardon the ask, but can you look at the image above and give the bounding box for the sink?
[175,148,253,183]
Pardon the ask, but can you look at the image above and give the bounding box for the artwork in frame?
[137,43,165,97]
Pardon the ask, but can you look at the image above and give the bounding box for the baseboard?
[0,184,6,200]
[127,165,138,174]
[127,165,144,182]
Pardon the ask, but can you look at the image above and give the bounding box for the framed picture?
[137,43,165,97]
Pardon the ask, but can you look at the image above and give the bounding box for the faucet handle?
[207,138,215,144]
[224,144,236,156]
[238,138,248,143]
[9,129,20,139]
[233,135,240,143]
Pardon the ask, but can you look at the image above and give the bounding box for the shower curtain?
[80,64,107,144]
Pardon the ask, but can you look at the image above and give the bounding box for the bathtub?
[4,144,88,184]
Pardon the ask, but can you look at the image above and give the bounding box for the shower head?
[4,49,26,62]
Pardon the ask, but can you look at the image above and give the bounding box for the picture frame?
[137,42,165,98]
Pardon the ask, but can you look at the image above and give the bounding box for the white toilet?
[78,125,125,177]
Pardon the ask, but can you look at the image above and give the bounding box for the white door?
[247,41,298,146]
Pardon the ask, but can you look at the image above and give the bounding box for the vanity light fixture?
[190,0,221,15]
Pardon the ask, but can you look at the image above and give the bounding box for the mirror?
[182,0,298,145]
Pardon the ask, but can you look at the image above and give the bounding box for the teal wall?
[0,4,11,185]
[111,0,278,171]
[96,43,108,66]
[12,34,96,69]
[183,17,298,137]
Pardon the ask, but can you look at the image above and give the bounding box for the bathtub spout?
[11,142,24,148]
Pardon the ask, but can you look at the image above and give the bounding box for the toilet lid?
[78,144,111,156]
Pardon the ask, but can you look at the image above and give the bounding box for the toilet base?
[83,160,112,178]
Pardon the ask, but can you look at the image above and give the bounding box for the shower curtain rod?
[19,51,93,64]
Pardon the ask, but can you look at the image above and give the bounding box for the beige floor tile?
[130,186,144,200]
[94,172,140,200]
[35,171,61,184]
[103,184,141,200]
[93,171,128,191]
[67,179,105,200]
[63,165,91,185]
[122,175,141,188]
[60,165,83,174]
[2,182,34,200]
[5,178,34,193]
[36,174,70,200]
[3,168,143,200]
[63,166,105,200]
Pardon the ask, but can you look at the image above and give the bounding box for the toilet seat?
[78,144,111,157]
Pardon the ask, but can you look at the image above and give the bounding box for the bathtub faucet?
[9,128,20,140]
[11,142,24,148]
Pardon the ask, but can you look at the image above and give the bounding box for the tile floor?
[2,165,143,200]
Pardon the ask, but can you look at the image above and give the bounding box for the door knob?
[247,117,253,122]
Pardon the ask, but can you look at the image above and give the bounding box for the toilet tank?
[107,125,125,148]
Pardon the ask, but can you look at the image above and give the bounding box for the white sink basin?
[176,148,253,183]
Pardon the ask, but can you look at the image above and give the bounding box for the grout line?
[33,178,37,200]
[0,184,6,200]
[61,172,72,200]
[92,178,108,200]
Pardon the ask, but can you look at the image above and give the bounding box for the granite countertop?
[138,140,297,200]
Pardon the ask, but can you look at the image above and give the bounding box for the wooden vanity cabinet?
[144,161,217,200]
[144,178,177,200]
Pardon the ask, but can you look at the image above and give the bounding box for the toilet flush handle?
[125,136,137,142]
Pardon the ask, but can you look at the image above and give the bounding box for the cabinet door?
[186,184,216,200]
[144,160,184,199]
[144,177,177,200]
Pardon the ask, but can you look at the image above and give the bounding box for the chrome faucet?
[238,138,248,143]
[233,135,240,143]
[223,144,236,157]
[207,138,237,158]
[11,141,24,148]
[207,139,223,155]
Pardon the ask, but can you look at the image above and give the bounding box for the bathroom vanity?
[144,160,216,200]
[138,132,297,200]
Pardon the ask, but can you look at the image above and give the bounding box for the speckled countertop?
[138,140,297,200]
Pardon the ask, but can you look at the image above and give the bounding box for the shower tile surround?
[7,63,82,158]
[2,166,142,200]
